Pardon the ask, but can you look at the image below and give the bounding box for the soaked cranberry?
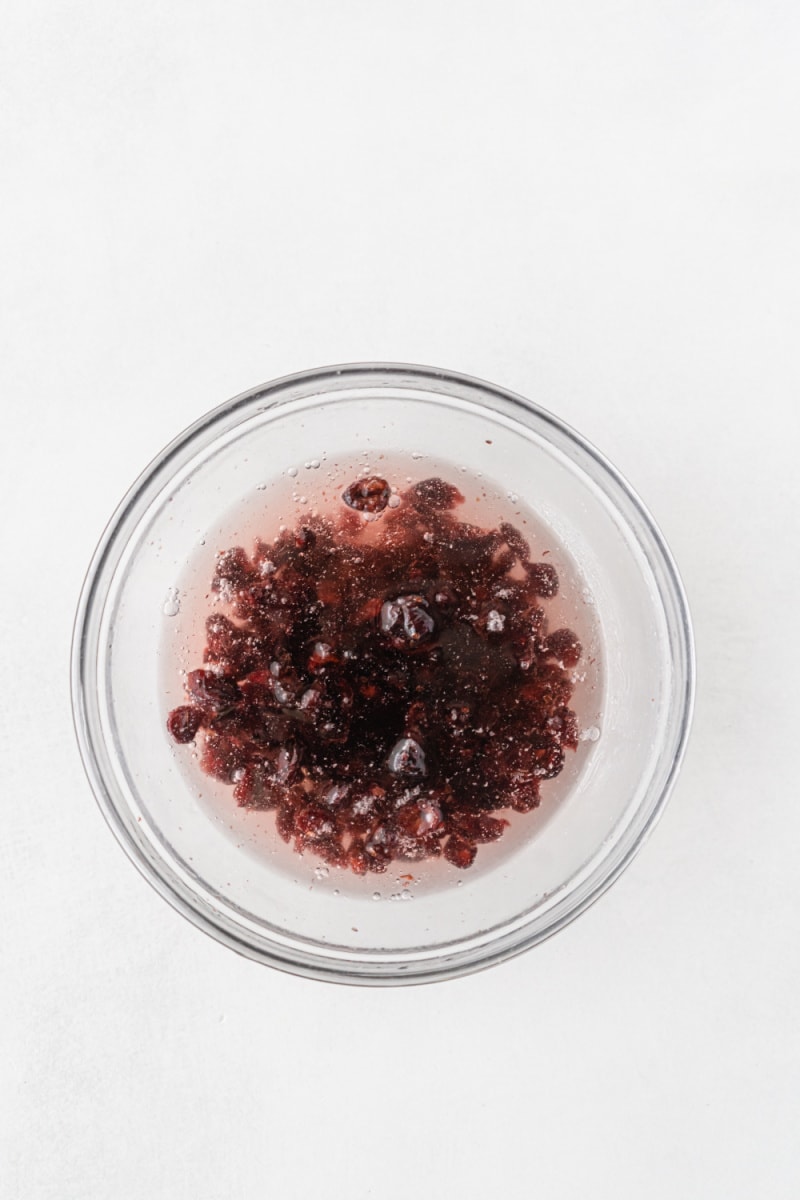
[450,813,508,843]
[396,797,443,837]
[294,805,335,846]
[186,670,240,714]
[499,522,530,562]
[167,473,585,873]
[212,547,253,593]
[201,732,247,782]
[276,799,298,842]
[526,561,559,598]
[443,833,477,869]
[346,843,370,875]
[410,477,464,511]
[543,628,583,668]
[342,475,391,513]
[233,764,278,810]
[507,776,541,813]
[166,705,203,743]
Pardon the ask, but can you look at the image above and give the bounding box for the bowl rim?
[71,362,696,985]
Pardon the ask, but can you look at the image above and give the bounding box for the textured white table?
[2,3,799,1197]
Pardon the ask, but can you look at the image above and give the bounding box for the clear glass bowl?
[71,364,694,984]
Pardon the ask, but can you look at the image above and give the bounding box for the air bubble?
[580,725,601,742]
[411,451,424,460]
[256,483,266,491]
[287,466,298,477]
[372,891,381,901]
[314,864,330,879]
[305,459,320,469]
[387,495,401,508]
[508,491,519,503]
[162,588,181,617]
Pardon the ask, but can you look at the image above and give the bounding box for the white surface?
[1,2,799,1197]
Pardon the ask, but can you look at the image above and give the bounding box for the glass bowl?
[71,364,694,985]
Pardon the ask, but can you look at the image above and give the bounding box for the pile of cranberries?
[167,475,582,873]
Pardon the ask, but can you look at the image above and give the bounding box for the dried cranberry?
[314,837,347,868]
[410,477,464,511]
[529,739,565,780]
[276,799,298,842]
[294,805,335,846]
[450,813,508,843]
[201,732,247,782]
[507,776,541,812]
[499,522,530,562]
[212,547,253,593]
[205,613,240,656]
[396,797,443,838]
[342,476,391,513]
[346,843,370,875]
[526,561,559,597]
[543,628,582,668]
[166,705,204,743]
[443,834,477,869]
[186,670,240,714]
[233,764,278,810]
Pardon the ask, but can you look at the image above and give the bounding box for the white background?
[2,2,799,1197]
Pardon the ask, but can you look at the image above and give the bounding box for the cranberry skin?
[444,833,477,869]
[410,477,464,512]
[342,476,391,513]
[526,561,559,598]
[166,705,204,743]
[543,628,582,668]
[380,595,436,650]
